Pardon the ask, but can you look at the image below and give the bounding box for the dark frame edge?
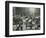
[5,1,45,5]
[5,1,9,37]
[6,33,45,37]
[43,3,45,35]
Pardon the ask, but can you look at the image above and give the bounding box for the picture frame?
[5,1,45,37]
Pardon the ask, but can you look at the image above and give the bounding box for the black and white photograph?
[13,7,40,31]
[5,1,45,37]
